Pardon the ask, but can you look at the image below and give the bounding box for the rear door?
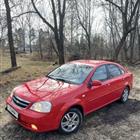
[106,64,125,100]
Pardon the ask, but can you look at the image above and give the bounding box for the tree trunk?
[70,12,74,48]
[58,47,65,65]
[58,37,65,65]
[4,0,17,68]
[129,30,136,63]
[29,35,32,53]
[138,30,140,60]
[138,34,140,60]
[39,32,43,59]
[123,46,129,61]
[87,37,91,58]
[23,30,26,52]
[23,33,26,52]
[113,35,127,60]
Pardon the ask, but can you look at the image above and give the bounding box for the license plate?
[7,104,18,119]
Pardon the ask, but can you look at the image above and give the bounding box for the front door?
[85,65,111,113]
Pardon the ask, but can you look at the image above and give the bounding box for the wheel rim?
[122,88,129,102]
[61,112,80,133]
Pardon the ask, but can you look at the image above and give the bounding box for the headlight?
[30,101,52,113]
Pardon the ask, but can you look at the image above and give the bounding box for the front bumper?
[6,97,59,132]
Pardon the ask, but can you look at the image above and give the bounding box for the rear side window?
[92,65,108,81]
[107,64,122,78]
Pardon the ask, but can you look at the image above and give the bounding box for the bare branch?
[12,11,37,19]
[50,0,58,32]
[127,0,140,27]
[31,0,55,32]
[105,0,124,14]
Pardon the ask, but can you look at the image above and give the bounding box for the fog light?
[31,124,38,130]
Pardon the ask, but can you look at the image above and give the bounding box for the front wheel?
[120,87,130,103]
[59,108,83,134]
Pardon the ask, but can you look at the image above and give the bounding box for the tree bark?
[4,0,17,67]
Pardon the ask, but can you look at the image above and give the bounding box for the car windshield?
[47,63,93,84]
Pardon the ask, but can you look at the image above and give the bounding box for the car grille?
[12,95,30,108]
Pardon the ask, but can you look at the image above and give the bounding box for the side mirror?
[92,80,102,86]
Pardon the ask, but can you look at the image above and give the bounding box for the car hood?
[14,77,80,102]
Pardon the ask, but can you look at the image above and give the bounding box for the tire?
[59,108,83,134]
[120,87,130,103]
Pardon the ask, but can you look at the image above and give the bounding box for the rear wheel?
[120,87,129,103]
[59,108,83,134]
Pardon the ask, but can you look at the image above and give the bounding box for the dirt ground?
[0,54,140,140]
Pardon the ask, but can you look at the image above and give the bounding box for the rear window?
[107,64,122,78]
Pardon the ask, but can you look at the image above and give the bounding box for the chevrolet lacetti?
[6,60,133,134]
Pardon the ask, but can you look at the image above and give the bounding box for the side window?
[92,65,108,81]
[107,64,122,78]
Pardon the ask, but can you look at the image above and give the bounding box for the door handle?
[106,83,110,86]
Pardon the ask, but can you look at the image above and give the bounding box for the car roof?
[70,60,116,67]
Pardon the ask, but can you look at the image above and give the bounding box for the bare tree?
[4,0,17,67]
[75,0,94,58]
[31,0,67,64]
[105,0,140,60]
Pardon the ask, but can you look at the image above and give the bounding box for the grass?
[0,52,56,87]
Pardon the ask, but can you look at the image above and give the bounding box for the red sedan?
[6,60,133,134]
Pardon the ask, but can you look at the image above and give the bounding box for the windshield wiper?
[55,78,71,83]
[47,75,76,84]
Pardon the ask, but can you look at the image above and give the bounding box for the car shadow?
[84,98,140,127]
[1,98,140,140]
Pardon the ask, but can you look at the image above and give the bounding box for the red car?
[6,60,133,134]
